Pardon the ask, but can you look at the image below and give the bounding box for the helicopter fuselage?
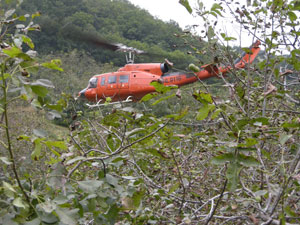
[82,70,201,102]
[79,40,261,103]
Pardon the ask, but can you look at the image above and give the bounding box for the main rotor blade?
[38,19,162,58]
[62,25,119,51]
[63,24,145,54]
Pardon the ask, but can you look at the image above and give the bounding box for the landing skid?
[86,96,133,108]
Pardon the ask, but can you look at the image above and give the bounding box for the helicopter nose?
[78,88,87,99]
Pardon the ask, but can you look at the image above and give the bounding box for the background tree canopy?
[18,0,203,68]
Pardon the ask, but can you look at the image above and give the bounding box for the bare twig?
[204,178,228,225]
[169,147,186,214]
[268,146,300,215]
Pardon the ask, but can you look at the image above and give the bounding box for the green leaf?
[221,33,236,41]
[46,103,63,112]
[150,81,177,94]
[207,26,215,39]
[39,201,57,213]
[282,121,300,128]
[31,138,42,161]
[193,91,213,104]
[196,103,215,120]
[40,213,58,224]
[17,135,31,141]
[238,138,258,148]
[179,0,193,14]
[56,207,79,225]
[237,154,260,167]
[3,181,16,193]
[236,85,245,99]
[242,47,252,54]
[251,117,269,126]
[211,108,222,119]
[172,106,189,121]
[23,218,42,225]
[42,59,64,71]
[87,198,96,212]
[22,35,34,49]
[133,191,144,208]
[140,93,158,102]
[288,11,297,21]
[211,3,223,17]
[13,197,27,209]
[236,118,251,129]
[18,15,27,22]
[78,180,103,193]
[20,60,39,74]
[279,134,293,145]
[106,174,119,187]
[226,162,241,191]
[45,141,67,150]
[2,46,22,57]
[0,73,11,81]
[18,52,33,61]
[284,205,298,217]
[32,11,41,19]
[168,182,180,194]
[31,85,48,97]
[105,204,119,224]
[211,153,234,165]
[152,93,175,105]
[48,163,67,188]
[53,195,69,205]
[211,3,222,11]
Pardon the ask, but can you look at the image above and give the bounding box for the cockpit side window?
[119,75,129,83]
[88,77,98,89]
[101,77,106,86]
[108,75,117,84]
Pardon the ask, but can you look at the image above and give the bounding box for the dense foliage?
[0,0,299,225]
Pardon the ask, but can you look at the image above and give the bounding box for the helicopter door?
[118,75,129,89]
[107,75,117,90]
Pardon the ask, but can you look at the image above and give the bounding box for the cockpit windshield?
[88,77,98,89]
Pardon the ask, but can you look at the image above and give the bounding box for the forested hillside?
[19,0,201,67]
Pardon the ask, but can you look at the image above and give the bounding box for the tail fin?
[196,40,261,80]
[234,40,261,68]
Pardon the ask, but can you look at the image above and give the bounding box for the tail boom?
[196,40,261,79]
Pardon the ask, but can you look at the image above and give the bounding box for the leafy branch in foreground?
[0,5,65,224]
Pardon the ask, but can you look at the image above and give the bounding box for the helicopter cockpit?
[78,77,98,99]
[88,77,98,89]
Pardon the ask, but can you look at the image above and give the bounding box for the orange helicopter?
[78,37,261,105]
